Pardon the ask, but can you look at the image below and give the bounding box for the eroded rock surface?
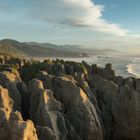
[0,55,140,140]
[0,71,21,111]
[0,86,38,140]
[29,79,68,140]
[52,75,103,140]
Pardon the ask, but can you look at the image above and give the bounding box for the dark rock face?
[102,63,115,80]
[0,55,140,140]
[36,126,57,140]
[135,78,140,92]
[17,81,30,120]
[112,87,140,140]
[91,74,140,140]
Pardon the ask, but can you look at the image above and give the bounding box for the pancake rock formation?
[0,54,140,140]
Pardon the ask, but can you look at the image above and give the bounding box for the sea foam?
[127,57,140,78]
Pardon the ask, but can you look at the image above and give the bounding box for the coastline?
[126,64,139,77]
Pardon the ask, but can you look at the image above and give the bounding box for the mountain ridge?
[0,39,120,58]
[0,39,88,58]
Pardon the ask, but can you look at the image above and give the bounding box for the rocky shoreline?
[0,54,140,140]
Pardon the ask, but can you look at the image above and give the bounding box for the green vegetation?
[20,60,47,83]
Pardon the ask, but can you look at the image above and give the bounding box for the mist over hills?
[26,41,119,55]
[0,39,119,58]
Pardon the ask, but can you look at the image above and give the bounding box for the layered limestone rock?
[112,86,140,140]
[37,71,54,91]
[0,86,13,140]
[52,75,103,140]
[9,111,38,140]
[0,86,38,140]
[1,55,140,140]
[37,72,103,140]
[91,74,140,140]
[74,72,98,106]
[29,79,69,140]
[0,71,21,111]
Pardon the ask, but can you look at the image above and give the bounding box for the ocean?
[39,55,140,78]
[126,57,140,78]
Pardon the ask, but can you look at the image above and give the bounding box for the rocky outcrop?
[37,71,54,91]
[112,86,140,140]
[9,111,38,140]
[0,71,21,111]
[0,86,38,140]
[28,76,103,140]
[29,79,68,140]
[1,55,140,140]
[52,75,103,140]
[74,72,98,106]
[102,63,115,80]
[0,86,13,140]
[35,61,140,140]
[91,74,140,140]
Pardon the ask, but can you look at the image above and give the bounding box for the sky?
[0,0,140,54]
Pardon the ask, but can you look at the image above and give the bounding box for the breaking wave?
[127,57,140,78]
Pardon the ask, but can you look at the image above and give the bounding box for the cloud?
[0,0,129,36]
[29,0,129,36]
